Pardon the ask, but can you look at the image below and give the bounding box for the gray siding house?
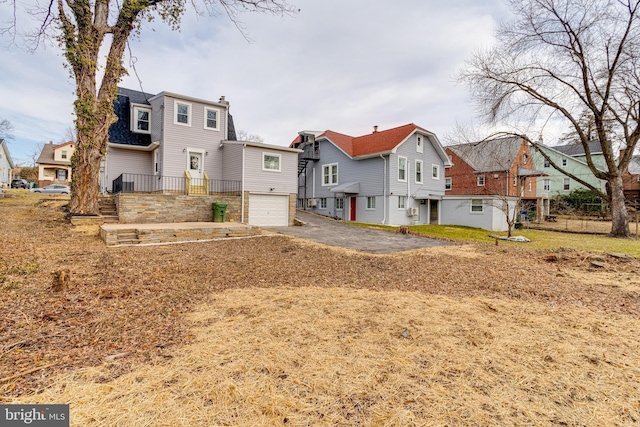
[100,87,301,226]
[291,124,452,225]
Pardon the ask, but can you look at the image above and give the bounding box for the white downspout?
[380,154,386,224]
[312,168,316,198]
[241,143,246,223]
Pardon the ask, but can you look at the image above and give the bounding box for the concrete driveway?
[262,210,451,254]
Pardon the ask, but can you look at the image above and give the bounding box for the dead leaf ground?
[1,193,639,426]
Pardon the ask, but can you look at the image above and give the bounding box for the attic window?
[61,150,68,159]
[477,175,485,186]
[417,135,423,153]
[523,153,528,164]
[562,159,567,167]
[132,106,151,133]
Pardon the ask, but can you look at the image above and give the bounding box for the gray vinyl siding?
[221,144,243,182]
[105,148,152,190]
[150,97,164,176]
[243,146,298,194]
[441,196,514,231]
[160,94,227,180]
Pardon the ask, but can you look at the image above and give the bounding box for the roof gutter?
[108,142,160,152]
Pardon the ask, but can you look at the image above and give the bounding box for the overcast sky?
[0,0,536,166]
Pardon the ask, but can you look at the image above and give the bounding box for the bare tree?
[5,1,295,215]
[460,0,640,237]
[0,119,14,140]
[237,129,264,143]
[29,142,45,167]
[60,125,76,143]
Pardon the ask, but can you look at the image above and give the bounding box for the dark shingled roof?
[552,141,603,156]
[227,113,237,141]
[108,87,154,147]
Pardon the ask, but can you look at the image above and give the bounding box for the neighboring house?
[100,87,301,226]
[621,151,640,204]
[551,141,607,170]
[36,141,75,187]
[0,139,15,187]
[532,142,607,201]
[291,124,452,225]
[442,137,545,231]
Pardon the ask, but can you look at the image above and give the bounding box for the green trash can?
[212,202,228,222]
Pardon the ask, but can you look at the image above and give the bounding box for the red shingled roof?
[320,124,426,156]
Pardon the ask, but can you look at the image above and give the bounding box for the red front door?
[350,197,356,221]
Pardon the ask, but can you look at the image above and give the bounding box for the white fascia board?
[108,141,160,152]
[148,92,228,109]
[221,140,302,153]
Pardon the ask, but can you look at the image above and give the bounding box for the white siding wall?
[441,196,515,231]
[160,94,227,180]
[243,146,298,194]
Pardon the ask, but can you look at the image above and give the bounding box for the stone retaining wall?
[117,193,242,224]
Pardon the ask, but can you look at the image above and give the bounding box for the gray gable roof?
[448,137,524,173]
[552,141,603,156]
[36,142,72,166]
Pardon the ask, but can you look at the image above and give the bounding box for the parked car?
[11,179,30,189]
[30,184,71,194]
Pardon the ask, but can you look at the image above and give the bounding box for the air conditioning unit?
[307,198,317,207]
[407,207,419,217]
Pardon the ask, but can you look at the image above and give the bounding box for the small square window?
[263,153,281,172]
[477,175,485,186]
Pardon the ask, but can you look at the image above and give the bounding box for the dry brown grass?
[14,287,640,426]
[2,193,640,426]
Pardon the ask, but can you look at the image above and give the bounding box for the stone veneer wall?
[117,193,242,224]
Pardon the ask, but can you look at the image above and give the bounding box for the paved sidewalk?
[263,211,451,254]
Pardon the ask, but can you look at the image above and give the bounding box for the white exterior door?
[188,150,204,181]
[249,194,289,226]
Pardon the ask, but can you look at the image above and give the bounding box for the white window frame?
[445,177,452,191]
[544,159,550,168]
[174,100,192,126]
[416,135,423,153]
[432,164,440,180]
[319,198,327,209]
[203,106,221,131]
[322,163,338,186]
[61,150,68,159]
[477,175,485,186]
[262,152,281,172]
[366,196,376,210]
[132,105,151,134]
[398,196,407,209]
[336,198,344,210]
[543,179,550,191]
[471,198,484,213]
[563,177,571,191]
[415,160,423,184]
[398,156,407,182]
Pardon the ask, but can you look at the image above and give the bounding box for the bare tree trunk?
[609,175,630,237]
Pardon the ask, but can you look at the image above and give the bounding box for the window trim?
[415,160,423,184]
[398,156,407,182]
[445,177,452,191]
[322,163,338,186]
[174,100,192,126]
[132,105,152,134]
[61,150,68,159]
[563,177,571,191]
[398,195,407,209]
[416,135,424,153]
[336,198,344,210]
[203,106,221,131]
[262,152,281,172]
[431,164,440,180]
[319,198,327,209]
[470,198,484,213]
[477,175,485,186]
[366,196,376,210]
[543,178,550,191]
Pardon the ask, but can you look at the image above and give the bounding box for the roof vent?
[373,125,378,133]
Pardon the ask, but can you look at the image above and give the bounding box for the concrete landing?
[100,221,261,246]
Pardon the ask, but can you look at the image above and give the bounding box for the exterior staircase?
[98,196,119,223]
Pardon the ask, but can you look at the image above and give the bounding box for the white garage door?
[249,194,289,226]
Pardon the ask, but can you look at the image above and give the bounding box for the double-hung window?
[543,179,550,191]
[204,107,220,130]
[563,178,570,190]
[415,160,423,184]
[366,196,376,210]
[445,177,452,190]
[319,198,327,209]
[398,157,407,181]
[132,105,151,133]
[398,196,407,209]
[471,199,483,213]
[174,101,191,126]
[432,164,439,180]
[336,198,344,210]
[477,175,485,186]
[322,163,338,185]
